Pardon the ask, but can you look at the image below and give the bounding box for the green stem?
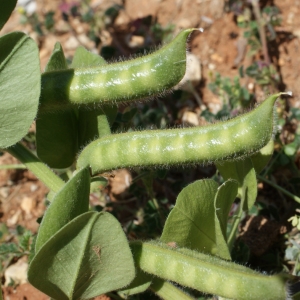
[6,143,64,193]
[227,204,244,251]
[150,277,195,300]
[251,0,270,65]
[142,175,165,226]
[292,291,300,300]
[0,164,26,170]
[261,149,282,178]
[257,175,300,204]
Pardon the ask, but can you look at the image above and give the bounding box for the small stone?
[208,63,216,70]
[109,169,132,196]
[7,210,21,226]
[77,34,94,48]
[0,187,10,198]
[208,100,222,115]
[4,260,28,286]
[182,111,199,126]
[248,82,254,91]
[54,19,70,33]
[126,35,145,48]
[201,15,214,25]
[30,184,38,192]
[114,10,130,27]
[210,53,224,63]
[177,18,194,30]
[65,36,80,50]
[72,18,84,34]
[278,58,285,67]
[293,29,300,39]
[21,197,34,215]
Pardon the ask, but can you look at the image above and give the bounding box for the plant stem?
[257,175,300,204]
[251,0,270,65]
[227,204,244,251]
[0,164,26,170]
[6,143,64,193]
[261,148,282,178]
[150,277,195,300]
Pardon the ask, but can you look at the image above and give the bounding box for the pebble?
[4,260,28,286]
[21,197,34,215]
[182,111,199,126]
[65,36,80,50]
[126,35,145,48]
[178,53,202,90]
[7,210,21,227]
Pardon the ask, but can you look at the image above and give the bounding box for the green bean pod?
[77,94,279,175]
[39,28,197,112]
[130,241,290,300]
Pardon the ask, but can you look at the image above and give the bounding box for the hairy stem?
[227,204,244,251]
[257,175,300,204]
[0,164,26,170]
[6,143,64,193]
[251,0,270,65]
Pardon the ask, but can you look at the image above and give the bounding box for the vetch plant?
[0,3,297,299]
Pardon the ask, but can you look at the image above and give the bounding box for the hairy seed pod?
[131,241,290,300]
[39,28,197,112]
[77,94,279,175]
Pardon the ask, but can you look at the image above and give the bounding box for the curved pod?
[131,241,290,300]
[40,29,197,112]
[77,94,279,175]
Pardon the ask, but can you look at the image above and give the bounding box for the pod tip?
[278,91,292,97]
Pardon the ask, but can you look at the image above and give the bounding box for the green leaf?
[90,176,108,192]
[36,110,78,168]
[0,32,40,148]
[36,42,78,168]
[118,268,152,297]
[0,243,20,255]
[250,139,274,173]
[19,230,32,251]
[71,46,107,68]
[284,135,300,157]
[78,106,118,146]
[214,179,238,259]
[28,211,135,300]
[35,167,90,252]
[160,179,237,260]
[44,42,68,71]
[216,158,257,210]
[0,0,17,31]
